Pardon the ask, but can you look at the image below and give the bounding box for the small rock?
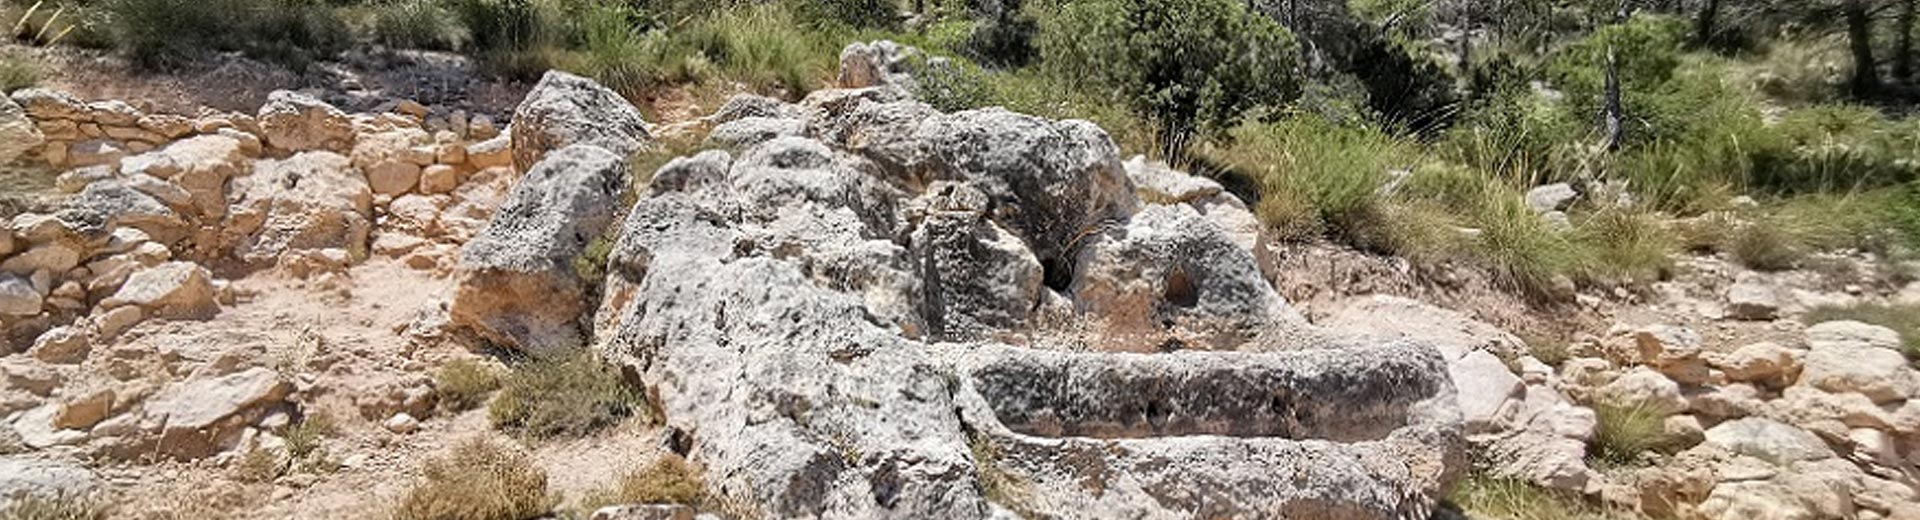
[419,164,460,194]
[28,325,89,364]
[94,305,144,339]
[591,504,696,520]
[383,413,420,434]
[0,274,41,316]
[1525,183,1578,213]
[1598,367,1686,415]
[1704,417,1835,464]
[1726,278,1782,321]
[53,389,114,430]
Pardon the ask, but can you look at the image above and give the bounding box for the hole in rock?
[972,353,1440,441]
[1163,269,1198,308]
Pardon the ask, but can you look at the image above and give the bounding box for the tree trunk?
[1694,0,1720,47]
[1603,47,1625,151]
[1898,0,1915,82]
[1847,0,1883,97]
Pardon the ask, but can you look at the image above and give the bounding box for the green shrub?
[0,493,112,520]
[1590,402,1672,468]
[680,3,838,97]
[1446,473,1625,520]
[489,352,644,439]
[1804,303,1920,357]
[393,439,555,520]
[793,0,900,30]
[0,54,39,93]
[366,0,471,51]
[98,0,350,69]
[1200,118,1421,244]
[1572,208,1676,287]
[1035,0,1299,154]
[580,455,707,512]
[1474,196,1580,302]
[435,359,504,412]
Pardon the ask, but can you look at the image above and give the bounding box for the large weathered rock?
[911,183,1044,341]
[451,145,628,352]
[0,95,44,165]
[1070,204,1298,347]
[140,367,293,459]
[225,151,373,264]
[916,108,1136,271]
[1450,350,1525,433]
[257,90,354,153]
[510,71,653,172]
[47,178,187,245]
[587,94,1467,520]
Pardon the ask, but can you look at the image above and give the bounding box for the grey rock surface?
[510,71,653,172]
[451,144,628,352]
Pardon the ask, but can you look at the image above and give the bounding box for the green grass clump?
[1446,473,1630,520]
[0,55,40,93]
[97,0,351,70]
[489,352,645,439]
[1572,208,1676,287]
[361,0,471,51]
[1590,402,1672,468]
[579,455,707,512]
[393,439,555,520]
[0,493,113,520]
[435,359,504,412]
[1803,303,1920,357]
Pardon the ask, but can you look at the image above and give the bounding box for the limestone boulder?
[1726,276,1783,321]
[510,71,653,171]
[1599,367,1687,415]
[0,273,41,317]
[909,183,1045,341]
[917,108,1136,269]
[451,145,628,352]
[225,151,374,265]
[257,90,354,153]
[1070,204,1298,348]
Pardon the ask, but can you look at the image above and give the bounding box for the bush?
[793,0,900,30]
[1729,217,1806,271]
[435,359,504,412]
[0,493,112,520]
[97,0,351,69]
[1200,118,1422,244]
[489,352,645,439]
[580,455,707,511]
[1590,402,1672,467]
[393,439,554,520]
[365,0,471,51]
[1035,0,1300,154]
[0,55,38,93]
[1572,208,1676,287]
[1446,473,1623,520]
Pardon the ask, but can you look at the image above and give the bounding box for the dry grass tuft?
[392,439,554,520]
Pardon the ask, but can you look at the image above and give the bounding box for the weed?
[1446,473,1629,520]
[393,439,555,520]
[1590,402,1672,468]
[489,352,645,439]
[579,455,706,512]
[230,447,283,483]
[0,54,39,93]
[436,359,504,412]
